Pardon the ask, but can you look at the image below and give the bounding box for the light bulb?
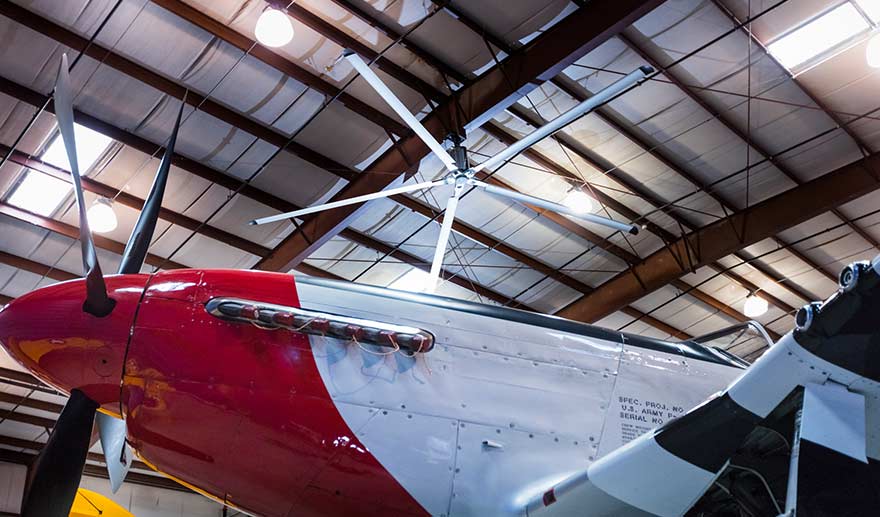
[563,188,594,214]
[255,8,294,48]
[743,294,768,318]
[87,198,118,233]
[389,269,432,293]
[867,33,880,68]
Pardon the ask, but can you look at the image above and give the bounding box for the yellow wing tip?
[69,488,134,517]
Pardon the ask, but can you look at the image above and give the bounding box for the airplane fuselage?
[0,269,746,516]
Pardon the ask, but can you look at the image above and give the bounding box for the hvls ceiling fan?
[251,51,653,293]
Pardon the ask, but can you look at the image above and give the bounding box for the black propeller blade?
[21,389,98,517]
[117,97,185,275]
[54,54,115,317]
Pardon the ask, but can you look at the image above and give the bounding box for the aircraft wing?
[525,256,880,517]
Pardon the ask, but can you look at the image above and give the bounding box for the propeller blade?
[426,189,462,293]
[250,179,445,226]
[55,54,115,316]
[473,180,640,235]
[344,51,458,172]
[21,389,98,517]
[96,412,132,493]
[471,66,653,174]
[118,97,185,274]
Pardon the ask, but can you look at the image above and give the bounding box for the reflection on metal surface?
[688,321,776,365]
[297,275,744,368]
[206,297,435,354]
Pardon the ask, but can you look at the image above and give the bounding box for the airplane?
[0,53,878,517]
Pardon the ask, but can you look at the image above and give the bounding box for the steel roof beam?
[0,2,380,177]
[144,2,689,324]
[620,32,880,256]
[344,0,797,322]
[557,151,880,323]
[0,447,188,493]
[0,392,64,413]
[149,0,742,332]
[0,202,187,270]
[0,144,271,258]
[0,76,310,215]
[0,4,535,306]
[1,2,698,336]
[712,0,873,154]
[0,152,514,303]
[295,262,344,281]
[277,2,444,101]
[0,77,519,307]
[405,2,811,313]
[148,0,407,136]
[548,72,831,300]
[325,0,468,84]
[481,122,791,327]
[428,2,512,55]
[0,249,77,281]
[711,0,880,254]
[0,435,152,472]
[0,408,54,428]
[504,86,803,312]
[0,367,43,387]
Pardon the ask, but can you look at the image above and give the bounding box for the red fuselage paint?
[0,275,147,409]
[0,270,427,517]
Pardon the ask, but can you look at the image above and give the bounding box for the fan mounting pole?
[446,132,468,172]
[439,132,476,187]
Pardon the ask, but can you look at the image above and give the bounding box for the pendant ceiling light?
[562,188,594,214]
[87,197,118,233]
[255,7,294,48]
[743,294,768,318]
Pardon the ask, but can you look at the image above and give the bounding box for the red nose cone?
[0,275,148,410]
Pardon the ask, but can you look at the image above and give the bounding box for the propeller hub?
[0,274,149,408]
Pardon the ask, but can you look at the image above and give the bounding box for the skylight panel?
[42,123,113,173]
[7,171,71,216]
[856,0,880,22]
[768,3,870,69]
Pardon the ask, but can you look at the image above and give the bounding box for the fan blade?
[426,190,461,293]
[21,389,98,517]
[472,66,653,174]
[55,54,115,316]
[250,179,445,226]
[96,412,132,493]
[118,98,185,274]
[344,51,458,172]
[473,180,639,235]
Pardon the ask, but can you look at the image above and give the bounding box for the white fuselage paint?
[296,282,742,516]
